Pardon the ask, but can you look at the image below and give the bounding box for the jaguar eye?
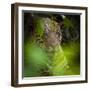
[56,32,60,36]
[44,32,48,38]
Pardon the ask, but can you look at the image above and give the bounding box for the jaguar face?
[43,18,62,48]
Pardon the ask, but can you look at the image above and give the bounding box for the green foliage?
[35,18,44,37]
[24,41,80,77]
[24,40,50,77]
[63,18,74,29]
[50,41,80,76]
[62,41,80,74]
[51,46,69,75]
